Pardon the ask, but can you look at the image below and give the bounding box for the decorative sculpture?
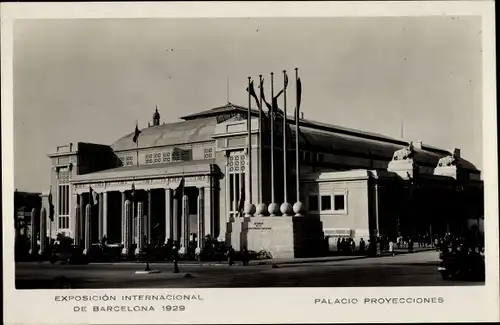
[393,143,415,161]
[437,155,457,167]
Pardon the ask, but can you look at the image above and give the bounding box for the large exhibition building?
[40,103,483,258]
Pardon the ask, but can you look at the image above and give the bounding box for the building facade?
[42,103,483,258]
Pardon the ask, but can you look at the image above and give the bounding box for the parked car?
[438,248,485,281]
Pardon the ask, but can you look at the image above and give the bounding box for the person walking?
[226,245,235,266]
[172,245,180,273]
[359,238,366,254]
[241,247,249,266]
[408,238,414,253]
[389,239,395,256]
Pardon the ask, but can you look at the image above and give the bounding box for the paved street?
[15,251,483,289]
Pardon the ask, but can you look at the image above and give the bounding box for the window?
[321,195,332,211]
[181,150,190,161]
[154,153,161,163]
[227,151,246,219]
[204,148,214,159]
[57,168,70,230]
[145,153,153,164]
[125,156,133,166]
[308,195,319,211]
[172,150,181,161]
[334,194,346,211]
[163,152,171,163]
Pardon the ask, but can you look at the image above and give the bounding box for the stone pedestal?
[230,216,324,259]
[387,159,416,179]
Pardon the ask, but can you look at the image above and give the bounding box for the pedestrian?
[337,237,341,253]
[408,238,414,253]
[242,246,249,266]
[389,239,395,256]
[172,245,180,273]
[359,238,365,254]
[350,238,356,254]
[226,245,235,266]
[340,238,346,254]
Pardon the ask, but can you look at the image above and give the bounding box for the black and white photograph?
[2,2,498,324]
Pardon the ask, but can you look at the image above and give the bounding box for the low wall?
[229,216,324,259]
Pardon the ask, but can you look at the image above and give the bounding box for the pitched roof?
[112,117,218,152]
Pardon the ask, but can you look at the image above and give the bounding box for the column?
[121,191,125,244]
[71,193,78,240]
[173,196,179,244]
[75,194,81,245]
[83,204,91,255]
[197,187,205,249]
[40,207,47,255]
[122,200,131,256]
[136,202,144,255]
[30,208,38,255]
[79,194,85,246]
[147,189,152,244]
[182,194,189,249]
[204,185,213,238]
[98,192,104,241]
[103,191,108,238]
[74,203,81,247]
[165,188,172,243]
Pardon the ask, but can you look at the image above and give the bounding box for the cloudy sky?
[13,17,482,192]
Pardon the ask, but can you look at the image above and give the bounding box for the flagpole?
[282,70,288,206]
[49,185,52,244]
[295,68,300,206]
[270,72,275,205]
[258,75,263,204]
[135,120,139,167]
[247,77,253,205]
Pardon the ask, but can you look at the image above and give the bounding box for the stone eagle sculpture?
[437,155,457,167]
[392,142,415,161]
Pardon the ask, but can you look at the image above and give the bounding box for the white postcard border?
[1,1,498,324]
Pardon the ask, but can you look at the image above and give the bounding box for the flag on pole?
[296,77,302,113]
[48,185,55,222]
[173,177,185,199]
[89,186,98,206]
[246,80,262,112]
[260,78,273,116]
[130,182,136,200]
[132,123,141,143]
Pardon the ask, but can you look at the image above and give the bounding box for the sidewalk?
[91,247,435,267]
[253,247,436,266]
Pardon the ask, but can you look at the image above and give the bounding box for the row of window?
[119,148,214,166]
[308,193,346,213]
